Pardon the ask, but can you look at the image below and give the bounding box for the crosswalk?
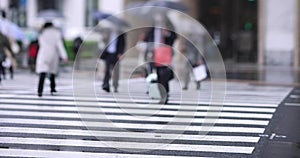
[0,73,292,157]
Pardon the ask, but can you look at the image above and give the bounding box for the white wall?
[26,0,37,28]
[100,0,124,14]
[63,0,85,39]
[264,0,296,65]
[0,0,9,9]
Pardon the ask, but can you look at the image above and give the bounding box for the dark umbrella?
[93,11,129,27]
[37,9,64,19]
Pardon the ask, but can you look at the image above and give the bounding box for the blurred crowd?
[0,0,209,104]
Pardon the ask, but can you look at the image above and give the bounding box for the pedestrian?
[179,35,204,90]
[72,36,83,70]
[135,31,147,74]
[100,28,126,93]
[28,39,39,73]
[0,10,20,80]
[143,28,156,77]
[146,26,177,104]
[0,32,14,83]
[36,22,68,97]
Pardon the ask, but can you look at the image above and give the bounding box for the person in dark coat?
[145,27,177,104]
[100,31,126,93]
[72,36,83,70]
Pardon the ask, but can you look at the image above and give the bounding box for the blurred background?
[0,0,299,84]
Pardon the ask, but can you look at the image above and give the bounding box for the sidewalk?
[13,56,300,87]
[89,57,300,86]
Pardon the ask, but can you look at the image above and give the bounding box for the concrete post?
[264,0,295,66]
[26,0,37,28]
[294,0,300,68]
[258,0,265,66]
[0,0,9,9]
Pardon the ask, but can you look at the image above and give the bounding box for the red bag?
[28,43,38,57]
[154,46,172,66]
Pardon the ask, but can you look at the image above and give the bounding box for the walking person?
[28,39,39,73]
[72,36,83,70]
[100,29,126,93]
[36,22,68,97]
[0,32,14,84]
[146,26,177,104]
[179,36,204,90]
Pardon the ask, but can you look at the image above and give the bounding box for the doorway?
[198,0,258,63]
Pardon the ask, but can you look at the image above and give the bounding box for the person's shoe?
[38,93,42,97]
[51,89,57,95]
[114,89,118,93]
[159,99,168,104]
[102,86,110,92]
[182,87,188,90]
[158,96,168,105]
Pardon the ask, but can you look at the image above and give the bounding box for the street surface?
[0,68,297,158]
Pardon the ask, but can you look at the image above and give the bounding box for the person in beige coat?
[36,22,68,97]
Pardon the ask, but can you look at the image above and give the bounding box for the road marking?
[0,118,266,133]
[0,127,260,143]
[284,103,300,106]
[0,149,208,158]
[0,96,280,108]
[0,103,277,113]
[0,137,255,154]
[258,133,287,140]
[289,95,300,99]
[0,109,274,119]
[0,107,270,125]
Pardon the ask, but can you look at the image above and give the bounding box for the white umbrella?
[167,11,206,35]
[0,18,24,40]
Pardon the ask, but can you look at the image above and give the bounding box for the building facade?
[0,0,299,67]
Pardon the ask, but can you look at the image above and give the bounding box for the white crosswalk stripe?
[0,74,292,157]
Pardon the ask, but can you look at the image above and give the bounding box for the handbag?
[154,45,172,66]
[193,64,207,81]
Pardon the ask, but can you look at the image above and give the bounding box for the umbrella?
[37,9,64,19]
[143,0,188,12]
[125,0,188,27]
[0,19,24,40]
[93,11,129,28]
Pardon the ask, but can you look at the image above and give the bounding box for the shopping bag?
[146,73,161,99]
[154,46,172,66]
[149,82,161,99]
[193,64,207,81]
[2,58,11,68]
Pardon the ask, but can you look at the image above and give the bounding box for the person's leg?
[37,72,46,97]
[183,62,191,90]
[0,65,2,83]
[196,81,201,90]
[1,65,6,80]
[74,52,80,70]
[29,58,33,72]
[49,73,56,94]
[157,66,169,104]
[9,66,13,79]
[112,62,120,92]
[102,58,111,92]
